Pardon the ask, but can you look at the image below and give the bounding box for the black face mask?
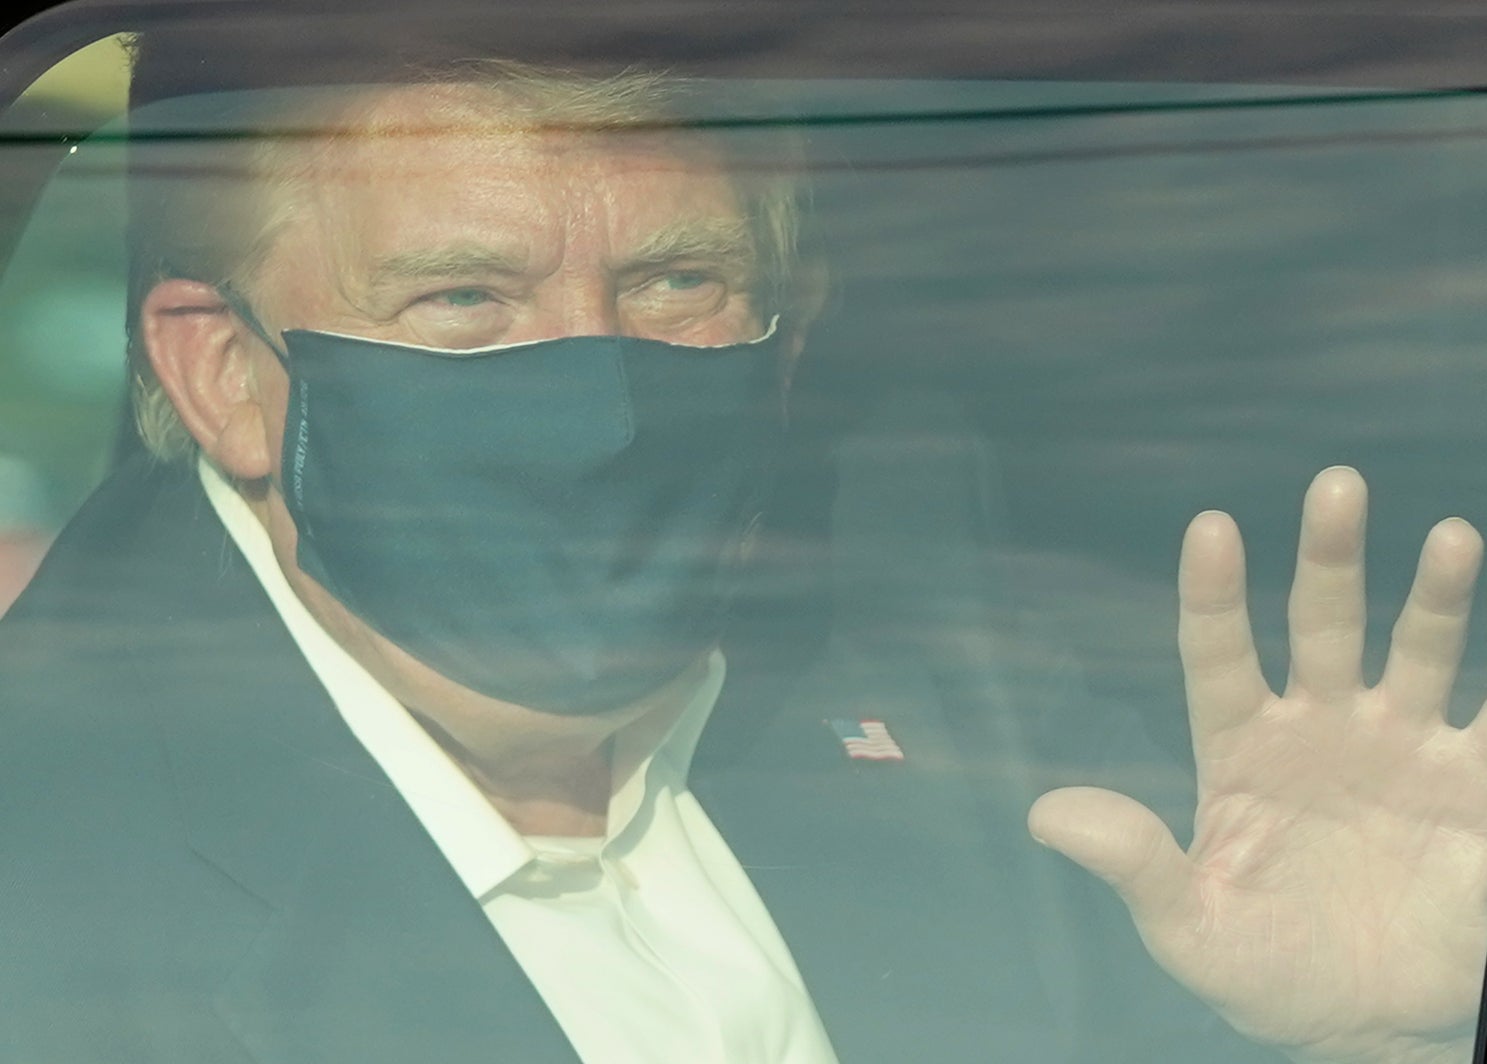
[228,292,785,714]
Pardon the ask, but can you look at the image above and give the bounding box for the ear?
[139,279,276,480]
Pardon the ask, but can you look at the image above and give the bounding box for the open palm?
[1030,467,1487,1064]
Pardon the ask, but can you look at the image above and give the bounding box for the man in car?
[2,54,1484,1064]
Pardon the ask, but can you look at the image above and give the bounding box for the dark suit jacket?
[0,454,1272,1063]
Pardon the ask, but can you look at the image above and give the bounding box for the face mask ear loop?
[217,281,290,367]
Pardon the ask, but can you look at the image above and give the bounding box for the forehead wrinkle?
[298,125,551,312]
[271,101,755,316]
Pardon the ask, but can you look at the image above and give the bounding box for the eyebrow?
[366,245,530,290]
[620,218,757,273]
[362,218,757,295]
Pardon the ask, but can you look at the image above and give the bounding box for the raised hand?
[1029,467,1487,1064]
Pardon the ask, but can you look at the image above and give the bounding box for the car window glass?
[3,17,1487,1064]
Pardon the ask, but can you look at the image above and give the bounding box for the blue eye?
[438,288,492,307]
[664,272,709,291]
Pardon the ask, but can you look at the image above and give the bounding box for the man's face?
[235,84,766,740]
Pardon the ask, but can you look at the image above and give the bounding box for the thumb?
[1028,785,1195,926]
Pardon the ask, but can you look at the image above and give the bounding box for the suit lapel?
[158,659,580,1064]
[208,769,579,1064]
[98,458,579,1064]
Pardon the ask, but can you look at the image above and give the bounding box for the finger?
[1179,509,1272,744]
[1028,786,1196,929]
[1285,466,1367,702]
[1381,517,1483,723]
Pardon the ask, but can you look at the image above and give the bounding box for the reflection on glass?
[2,37,1486,1063]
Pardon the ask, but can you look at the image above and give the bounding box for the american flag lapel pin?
[826,718,905,763]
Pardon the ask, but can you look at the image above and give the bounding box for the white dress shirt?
[200,459,838,1063]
